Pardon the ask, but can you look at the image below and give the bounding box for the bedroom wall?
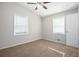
[0,2,41,49]
[42,8,78,44]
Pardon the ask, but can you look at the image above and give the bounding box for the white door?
[66,13,79,48]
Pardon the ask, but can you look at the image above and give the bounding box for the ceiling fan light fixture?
[26,2,50,10]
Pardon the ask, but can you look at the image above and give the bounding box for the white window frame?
[14,14,28,35]
[53,16,65,34]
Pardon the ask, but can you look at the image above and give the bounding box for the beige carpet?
[0,39,78,57]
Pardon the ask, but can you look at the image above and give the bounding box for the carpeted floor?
[0,39,78,57]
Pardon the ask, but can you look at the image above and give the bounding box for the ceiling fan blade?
[42,5,47,9]
[43,2,51,4]
[35,6,38,10]
[27,2,37,4]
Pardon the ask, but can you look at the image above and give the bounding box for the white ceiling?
[19,2,79,17]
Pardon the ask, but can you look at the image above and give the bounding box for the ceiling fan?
[27,2,51,10]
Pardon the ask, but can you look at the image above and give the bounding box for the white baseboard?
[43,38,66,45]
[0,38,41,50]
[43,38,79,48]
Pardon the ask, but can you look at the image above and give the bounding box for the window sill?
[14,32,28,36]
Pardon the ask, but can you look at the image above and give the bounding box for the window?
[53,16,65,34]
[14,14,28,35]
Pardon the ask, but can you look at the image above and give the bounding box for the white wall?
[0,3,41,49]
[42,8,78,44]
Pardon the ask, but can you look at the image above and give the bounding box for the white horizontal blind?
[53,16,65,34]
[14,14,28,35]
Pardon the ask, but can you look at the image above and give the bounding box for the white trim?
[43,38,66,45]
[0,38,41,50]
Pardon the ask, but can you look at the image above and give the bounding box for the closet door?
[66,13,79,48]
